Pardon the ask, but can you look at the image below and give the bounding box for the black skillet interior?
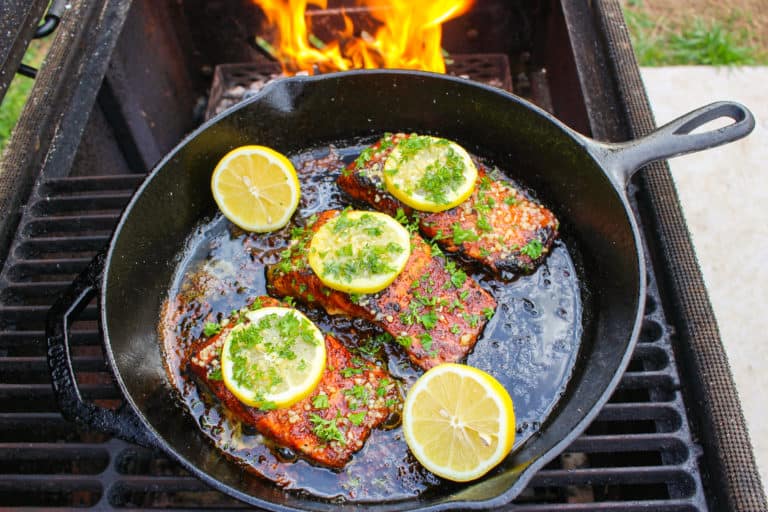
[101,71,641,510]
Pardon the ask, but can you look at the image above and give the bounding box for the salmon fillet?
[266,210,496,370]
[187,296,401,469]
[337,132,559,274]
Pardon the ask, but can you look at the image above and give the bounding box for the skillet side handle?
[46,253,158,449]
[595,101,755,188]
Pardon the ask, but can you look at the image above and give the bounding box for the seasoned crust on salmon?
[266,210,496,370]
[187,297,401,469]
[337,132,559,274]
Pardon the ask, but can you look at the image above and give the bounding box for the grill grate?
[205,55,514,120]
[0,170,708,509]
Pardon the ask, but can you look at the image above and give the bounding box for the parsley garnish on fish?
[451,223,479,244]
[349,411,367,426]
[520,239,544,259]
[312,393,330,409]
[203,322,222,337]
[354,147,374,169]
[310,413,346,444]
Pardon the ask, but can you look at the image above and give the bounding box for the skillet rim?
[99,69,646,511]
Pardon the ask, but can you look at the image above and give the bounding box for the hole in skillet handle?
[45,251,159,449]
[585,101,755,191]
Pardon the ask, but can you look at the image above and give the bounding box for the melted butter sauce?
[160,143,583,502]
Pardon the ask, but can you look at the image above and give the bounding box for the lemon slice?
[211,145,300,232]
[402,363,516,482]
[382,135,477,212]
[221,307,326,409]
[307,210,411,294]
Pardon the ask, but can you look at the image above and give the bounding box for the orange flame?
[253,0,474,74]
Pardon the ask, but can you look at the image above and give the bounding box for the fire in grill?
[0,0,762,510]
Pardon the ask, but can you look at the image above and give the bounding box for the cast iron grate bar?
[205,55,515,120]
[0,171,709,510]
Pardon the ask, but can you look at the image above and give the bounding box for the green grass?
[668,19,758,65]
[623,3,766,66]
[0,40,50,154]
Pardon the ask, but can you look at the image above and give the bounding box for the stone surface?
[641,65,768,489]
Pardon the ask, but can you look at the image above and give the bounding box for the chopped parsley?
[203,322,222,337]
[451,223,479,244]
[483,307,495,320]
[208,367,222,381]
[477,215,493,233]
[345,384,369,404]
[396,335,413,349]
[309,414,345,444]
[354,146,374,169]
[349,411,367,426]
[394,207,419,234]
[376,378,391,397]
[462,313,481,328]
[340,365,364,378]
[520,239,544,259]
[418,332,434,352]
[393,135,432,163]
[379,134,395,151]
[429,239,444,257]
[331,209,382,236]
[312,393,329,409]
[445,260,467,288]
[259,401,277,411]
[419,310,439,330]
[274,215,317,275]
[415,146,468,204]
[357,333,390,358]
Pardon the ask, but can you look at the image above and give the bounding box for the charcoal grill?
[0,0,765,510]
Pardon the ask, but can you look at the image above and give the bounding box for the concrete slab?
[640,66,768,489]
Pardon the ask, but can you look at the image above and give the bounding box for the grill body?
[0,0,763,510]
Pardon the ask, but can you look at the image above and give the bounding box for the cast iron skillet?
[46,70,754,511]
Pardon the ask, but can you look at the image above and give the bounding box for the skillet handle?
[46,253,158,449]
[595,101,755,188]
